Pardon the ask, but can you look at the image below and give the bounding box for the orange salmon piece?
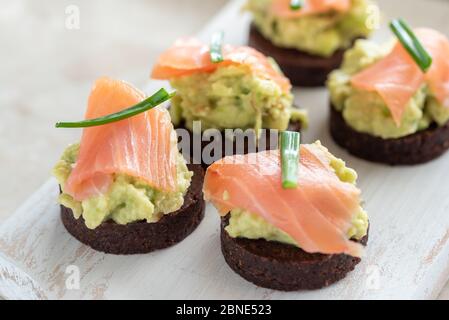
[151,38,292,93]
[271,0,351,18]
[417,28,449,108]
[203,145,364,257]
[351,28,449,126]
[65,77,177,201]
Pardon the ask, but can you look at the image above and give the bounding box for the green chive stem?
[390,19,433,72]
[56,88,175,128]
[290,0,304,10]
[280,131,301,189]
[210,31,224,63]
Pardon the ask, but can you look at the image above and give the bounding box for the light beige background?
[0,0,447,299]
[0,0,227,221]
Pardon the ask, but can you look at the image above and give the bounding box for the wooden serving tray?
[1,0,448,299]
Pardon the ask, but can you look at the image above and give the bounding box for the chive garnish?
[55,88,175,128]
[280,131,301,189]
[290,0,304,10]
[210,31,224,63]
[390,19,433,72]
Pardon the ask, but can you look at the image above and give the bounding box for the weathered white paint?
[0,0,448,299]
[0,253,47,300]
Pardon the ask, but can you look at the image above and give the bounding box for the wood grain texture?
[0,0,448,299]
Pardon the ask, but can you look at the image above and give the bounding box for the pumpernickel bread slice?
[330,104,449,165]
[248,24,349,87]
[61,164,205,255]
[221,216,369,291]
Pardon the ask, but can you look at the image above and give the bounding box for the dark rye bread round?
[60,164,205,255]
[221,216,368,291]
[249,24,348,87]
[176,120,301,169]
[330,104,449,165]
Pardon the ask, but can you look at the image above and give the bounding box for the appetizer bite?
[203,135,369,291]
[328,21,449,165]
[245,0,378,87]
[53,77,205,254]
[151,37,308,166]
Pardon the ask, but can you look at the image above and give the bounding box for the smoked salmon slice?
[271,0,351,18]
[203,144,364,257]
[418,28,449,108]
[151,38,292,93]
[351,44,425,126]
[65,77,177,201]
[351,28,449,126]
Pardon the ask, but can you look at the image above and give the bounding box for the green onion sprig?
[290,0,304,10]
[210,31,224,63]
[280,131,301,189]
[55,88,175,128]
[390,19,433,72]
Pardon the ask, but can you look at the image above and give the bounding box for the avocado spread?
[327,39,449,139]
[245,0,376,57]
[53,144,193,229]
[169,63,308,133]
[225,141,369,246]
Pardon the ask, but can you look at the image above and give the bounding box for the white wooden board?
[1,0,449,300]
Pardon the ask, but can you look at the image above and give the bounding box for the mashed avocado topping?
[245,0,376,57]
[225,142,369,246]
[169,63,308,133]
[53,144,192,229]
[327,39,449,139]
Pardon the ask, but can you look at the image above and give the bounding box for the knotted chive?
[290,0,304,10]
[280,131,301,189]
[55,88,175,128]
[390,19,433,72]
[210,31,224,63]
